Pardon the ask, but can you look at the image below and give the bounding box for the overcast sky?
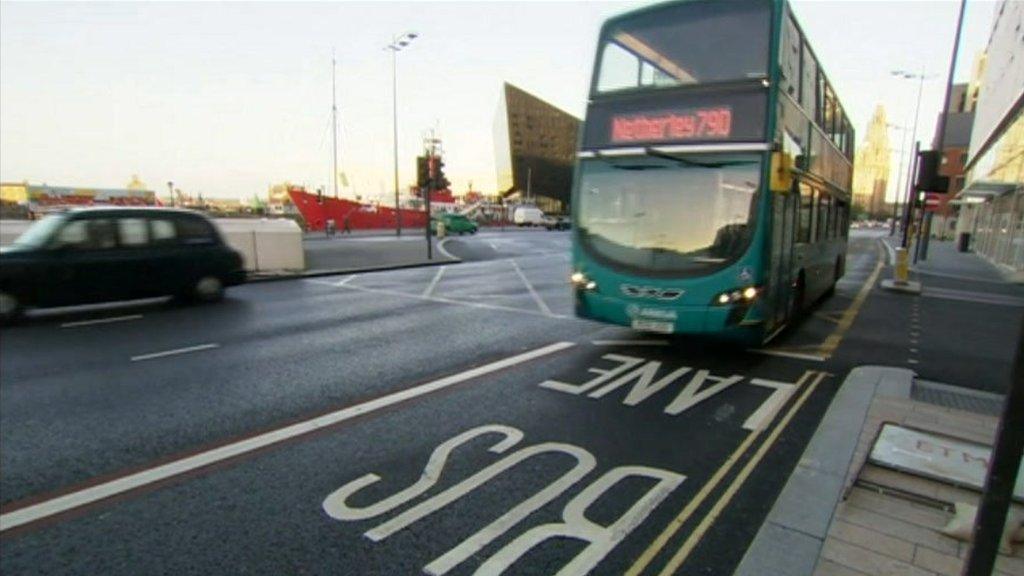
[0,1,998,202]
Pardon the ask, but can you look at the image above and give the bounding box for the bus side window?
[818,193,832,240]
[798,183,814,243]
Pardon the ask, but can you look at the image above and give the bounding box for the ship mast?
[331,52,339,199]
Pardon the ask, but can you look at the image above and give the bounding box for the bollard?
[437,220,446,239]
[894,247,909,285]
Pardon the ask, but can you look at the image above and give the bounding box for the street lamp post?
[887,122,909,236]
[891,69,932,248]
[167,181,174,208]
[386,31,418,237]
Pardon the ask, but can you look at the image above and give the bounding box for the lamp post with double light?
[386,31,418,237]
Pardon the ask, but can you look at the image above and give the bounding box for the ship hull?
[288,189,428,232]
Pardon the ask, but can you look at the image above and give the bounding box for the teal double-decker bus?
[570,0,854,345]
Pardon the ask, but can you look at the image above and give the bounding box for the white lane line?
[130,343,219,362]
[510,259,554,317]
[61,314,143,329]
[436,238,457,261]
[305,278,340,287]
[335,274,359,287]
[748,348,827,362]
[0,341,576,533]
[422,266,446,297]
[592,340,670,346]
[341,283,571,320]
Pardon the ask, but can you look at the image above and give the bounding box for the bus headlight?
[570,271,597,291]
[713,286,761,305]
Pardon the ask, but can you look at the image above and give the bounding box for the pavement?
[1,229,1022,575]
[738,236,1024,576]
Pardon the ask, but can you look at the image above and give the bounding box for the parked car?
[0,207,246,321]
[512,206,545,227]
[430,213,478,235]
[543,215,571,231]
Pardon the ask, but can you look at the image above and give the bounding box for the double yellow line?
[627,369,830,576]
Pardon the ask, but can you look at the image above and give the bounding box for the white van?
[513,206,544,227]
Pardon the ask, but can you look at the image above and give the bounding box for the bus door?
[770,186,797,326]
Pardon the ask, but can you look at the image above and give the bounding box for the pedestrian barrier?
[0,217,305,274]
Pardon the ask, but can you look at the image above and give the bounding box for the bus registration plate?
[632,319,674,334]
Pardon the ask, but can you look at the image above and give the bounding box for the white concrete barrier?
[0,217,304,273]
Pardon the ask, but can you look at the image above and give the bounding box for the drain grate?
[911,380,1005,416]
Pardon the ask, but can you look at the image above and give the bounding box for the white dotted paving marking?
[0,341,577,533]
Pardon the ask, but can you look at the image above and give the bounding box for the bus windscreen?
[576,154,761,275]
[595,0,771,93]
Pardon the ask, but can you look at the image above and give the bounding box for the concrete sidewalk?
[738,367,1023,576]
[738,236,1024,575]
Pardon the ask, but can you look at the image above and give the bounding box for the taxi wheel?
[192,276,225,303]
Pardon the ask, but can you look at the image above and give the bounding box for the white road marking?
[61,314,143,328]
[748,348,827,362]
[129,343,220,362]
[0,341,576,533]
[436,238,457,261]
[423,266,446,297]
[335,275,359,287]
[591,340,670,346]
[510,259,554,317]
[305,278,341,287]
[341,282,572,320]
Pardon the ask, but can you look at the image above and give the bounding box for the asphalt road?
[0,229,1016,575]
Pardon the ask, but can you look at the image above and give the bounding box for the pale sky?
[0,1,998,202]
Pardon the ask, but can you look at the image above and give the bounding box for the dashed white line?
[61,314,143,328]
[0,341,576,533]
[130,343,220,362]
[335,275,359,287]
[423,266,446,297]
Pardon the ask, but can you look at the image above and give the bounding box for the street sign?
[924,192,943,213]
[869,423,1024,502]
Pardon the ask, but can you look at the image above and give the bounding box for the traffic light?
[416,156,430,189]
[914,150,950,193]
[434,157,450,190]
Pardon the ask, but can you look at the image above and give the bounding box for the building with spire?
[852,105,892,217]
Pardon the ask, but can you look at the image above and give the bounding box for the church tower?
[852,105,892,217]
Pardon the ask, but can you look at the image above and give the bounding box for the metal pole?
[921,0,967,261]
[425,142,433,260]
[891,125,910,236]
[901,141,920,248]
[392,42,402,237]
[167,181,174,208]
[332,53,339,200]
[962,316,1024,575]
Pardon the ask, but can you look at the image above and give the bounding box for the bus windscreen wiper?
[643,148,758,169]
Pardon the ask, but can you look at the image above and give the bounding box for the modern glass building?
[956,0,1024,279]
[493,83,581,214]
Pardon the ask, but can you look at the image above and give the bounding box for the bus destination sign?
[610,107,732,143]
[582,89,766,149]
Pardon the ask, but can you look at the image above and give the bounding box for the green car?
[430,213,478,235]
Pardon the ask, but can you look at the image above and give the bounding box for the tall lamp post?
[887,122,909,236]
[167,181,174,208]
[891,69,933,247]
[386,31,418,237]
